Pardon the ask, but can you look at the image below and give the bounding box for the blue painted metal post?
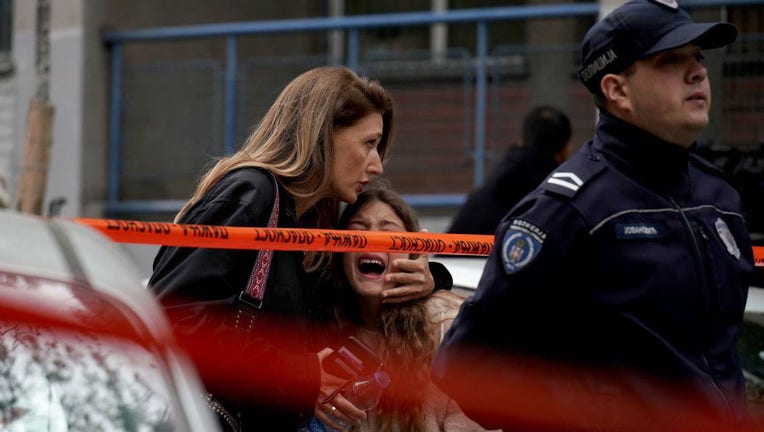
[224,36,238,154]
[347,29,360,72]
[462,52,473,159]
[473,21,488,188]
[107,43,123,216]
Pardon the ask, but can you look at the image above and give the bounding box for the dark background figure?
[447,105,574,236]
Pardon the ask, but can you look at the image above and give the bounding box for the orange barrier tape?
[74,218,764,264]
[73,218,495,256]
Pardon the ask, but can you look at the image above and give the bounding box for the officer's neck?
[602,108,697,148]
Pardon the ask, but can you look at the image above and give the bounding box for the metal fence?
[103,1,764,219]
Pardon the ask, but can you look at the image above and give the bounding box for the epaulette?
[542,152,606,199]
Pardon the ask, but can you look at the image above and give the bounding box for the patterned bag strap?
[237,172,279,311]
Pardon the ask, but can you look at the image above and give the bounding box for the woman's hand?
[315,348,366,430]
[381,230,435,304]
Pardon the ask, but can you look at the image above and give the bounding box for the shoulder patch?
[543,153,606,199]
[502,219,547,274]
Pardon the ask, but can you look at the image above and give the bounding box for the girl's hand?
[315,348,366,430]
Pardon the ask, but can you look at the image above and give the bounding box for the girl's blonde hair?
[333,184,432,432]
[176,66,395,271]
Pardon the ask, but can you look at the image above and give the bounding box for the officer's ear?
[600,73,631,113]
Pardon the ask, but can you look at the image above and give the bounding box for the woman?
[317,185,490,432]
[148,66,435,431]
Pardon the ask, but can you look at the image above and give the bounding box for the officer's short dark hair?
[522,106,572,155]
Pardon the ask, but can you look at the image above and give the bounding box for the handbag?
[204,171,280,432]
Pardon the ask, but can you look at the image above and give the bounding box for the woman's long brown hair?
[176,66,394,271]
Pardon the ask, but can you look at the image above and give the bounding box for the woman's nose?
[367,151,383,176]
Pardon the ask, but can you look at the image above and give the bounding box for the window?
[0,0,12,74]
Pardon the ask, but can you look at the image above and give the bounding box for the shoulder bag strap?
[204,173,279,430]
[237,172,279,311]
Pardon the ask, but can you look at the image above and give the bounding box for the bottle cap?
[373,370,391,389]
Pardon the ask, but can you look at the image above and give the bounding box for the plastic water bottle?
[297,370,391,432]
[342,369,391,411]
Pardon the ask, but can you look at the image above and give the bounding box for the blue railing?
[103,0,762,216]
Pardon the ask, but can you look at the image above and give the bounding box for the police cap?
[578,0,737,94]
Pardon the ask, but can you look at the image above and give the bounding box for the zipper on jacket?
[670,196,707,305]
[670,196,734,421]
[693,222,736,420]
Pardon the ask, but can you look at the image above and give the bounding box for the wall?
[9,0,85,217]
[0,76,14,205]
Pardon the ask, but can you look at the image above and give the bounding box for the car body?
[0,210,220,432]
[432,255,764,426]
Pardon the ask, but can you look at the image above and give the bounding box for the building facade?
[0,0,761,228]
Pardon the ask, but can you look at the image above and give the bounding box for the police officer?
[431,1,754,431]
